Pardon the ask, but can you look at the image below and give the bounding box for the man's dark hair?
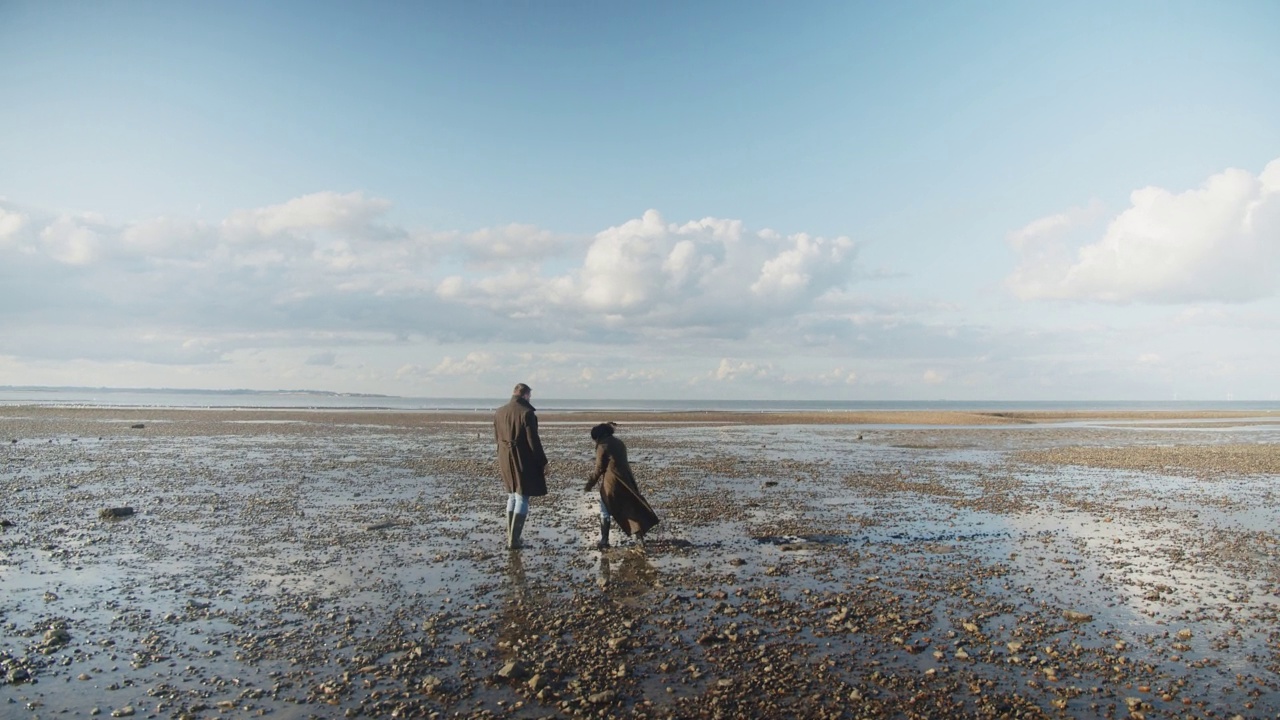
[512,383,532,397]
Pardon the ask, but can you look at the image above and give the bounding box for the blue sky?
[2,1,1279,400]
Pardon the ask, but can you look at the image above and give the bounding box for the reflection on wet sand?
[597,549,659,596]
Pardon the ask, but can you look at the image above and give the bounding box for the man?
[493,383,548,550]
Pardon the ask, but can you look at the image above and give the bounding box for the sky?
[2,0,1279,401]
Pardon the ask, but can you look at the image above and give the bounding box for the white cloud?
[575,209,858,319]
[462,224,561,265]
[710,358,776,382]
[430,351,497,376]
[922,369,945,384]
[224,191,393,237]
[1007,159,1280,303]
[395,364,425,379]
[119,217,218,258]
[1006,200,1105,251]
[580,209,672,310]
[820,367,858,385]
[605,368,665,382]
[3,195,889,395]
[436,275,466,299]
[751,233,855,300]
[39,215,101,265]
[0,207,26,241]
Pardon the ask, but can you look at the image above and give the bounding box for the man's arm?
[526,411,548,467]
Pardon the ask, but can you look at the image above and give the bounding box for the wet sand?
[2,407,1279,718]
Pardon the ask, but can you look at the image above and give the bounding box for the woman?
[584,422,660,549]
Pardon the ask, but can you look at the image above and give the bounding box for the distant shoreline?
[2,405,1277,428]
[2,387,1279,415]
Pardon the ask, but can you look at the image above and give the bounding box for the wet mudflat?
[2,408,1279,719]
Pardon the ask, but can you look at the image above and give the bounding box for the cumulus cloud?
[119,217,219,258]
[430,351,497,376]
[0,195,872,386]
[223,191,393,237]
[569,210,857,325]
[606,368,666,383]
[0,206,26,242]
[39,215,102,265]
[1007,159,1280,303]
[460,224,562,266]
[817,367,858,385]
[710,358,777,382]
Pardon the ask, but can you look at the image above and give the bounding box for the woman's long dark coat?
[588,435,659,536]
[494,396,547,497]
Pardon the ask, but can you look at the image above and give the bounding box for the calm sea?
[1,387,1277,413]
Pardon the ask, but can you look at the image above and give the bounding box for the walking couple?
[494,383,660,551]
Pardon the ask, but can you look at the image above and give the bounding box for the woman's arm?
[584,442,608,491]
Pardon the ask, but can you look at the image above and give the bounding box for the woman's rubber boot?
[597,518,611,549]
[509,513,526,550]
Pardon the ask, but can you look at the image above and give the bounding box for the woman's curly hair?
[589,421,618,442]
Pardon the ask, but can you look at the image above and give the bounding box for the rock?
[44,627,71,647]
[421,675,443,692]
[1062,610,1093,623]
[100,507,136,519]
[526,673,546,691]
[497,660,526,679]
[8,667,31,682]
[130,424,145,429]
[588,690,617,704]
[0,519,14,528]
[110,707,136,718]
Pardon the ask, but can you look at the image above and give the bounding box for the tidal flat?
[2,407,1279,719]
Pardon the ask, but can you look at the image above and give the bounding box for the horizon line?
[0,384,1275,405]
